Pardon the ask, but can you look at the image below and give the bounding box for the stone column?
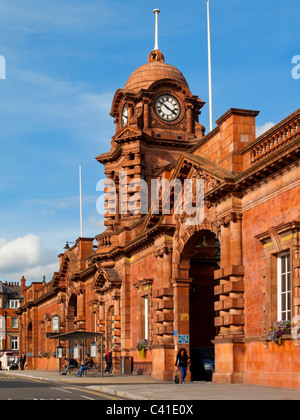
[213,212,245,385]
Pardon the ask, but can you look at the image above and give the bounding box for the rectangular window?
[11,318,18,329]
[144,296,149,340]
[11,336,18,350]
[277,253,291,321]
[9,300,19,309]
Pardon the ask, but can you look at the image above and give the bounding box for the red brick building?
[18,45,300,388]
[0,280,23,365]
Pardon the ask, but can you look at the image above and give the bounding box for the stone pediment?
[141,153,235,233]
[175,154,235,193]
[112,125,142,142]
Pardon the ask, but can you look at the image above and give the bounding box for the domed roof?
[124,49,190,92]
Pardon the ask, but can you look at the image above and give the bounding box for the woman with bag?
[175,348,190,384]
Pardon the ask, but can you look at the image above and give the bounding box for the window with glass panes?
[277,253,291,321]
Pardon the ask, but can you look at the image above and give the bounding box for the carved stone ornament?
[92,265,122,295]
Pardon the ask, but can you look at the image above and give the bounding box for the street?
[0,373,124,400]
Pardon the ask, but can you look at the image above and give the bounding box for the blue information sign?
[178,334,189,344]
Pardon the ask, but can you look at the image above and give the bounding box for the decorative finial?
[148,8,165,63]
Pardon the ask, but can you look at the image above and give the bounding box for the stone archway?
[172,221,220,381]
[172,211,246,384]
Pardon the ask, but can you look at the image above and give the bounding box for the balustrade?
[250,114,300,165]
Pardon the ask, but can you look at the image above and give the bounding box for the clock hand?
[163,104,178,117]
[166,106,178,116]
[164,103,173,112]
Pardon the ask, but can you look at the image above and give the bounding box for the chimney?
[76,237,94,270]
[21,276,26,295]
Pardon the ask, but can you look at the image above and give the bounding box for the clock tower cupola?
[96,8,206,232]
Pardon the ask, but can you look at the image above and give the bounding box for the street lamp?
[4,310,7,351]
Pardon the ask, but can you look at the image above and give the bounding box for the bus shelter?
[48,331,104,376]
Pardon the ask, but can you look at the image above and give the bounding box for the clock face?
[121,103,128,127]
[155,94,181,122]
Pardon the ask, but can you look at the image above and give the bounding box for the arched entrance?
[173,226,220,381]
[66,294,77,332]
[27,322,33,369]
[188,230,220,380]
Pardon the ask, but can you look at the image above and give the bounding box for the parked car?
[190,347,215,381]
[201,358,215,380]
[0,352,18,370]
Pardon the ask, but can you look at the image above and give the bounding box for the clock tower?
[96,9,205,232]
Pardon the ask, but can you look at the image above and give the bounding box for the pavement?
[2,369,300,400]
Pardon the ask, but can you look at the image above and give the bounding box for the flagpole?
[207,0,213,132]
[79,164,83,238]
[154,8,160,50]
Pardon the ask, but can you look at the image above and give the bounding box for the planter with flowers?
[268,320,291,346]
[137,339,149,358]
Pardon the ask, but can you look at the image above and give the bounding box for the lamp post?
[4,310,7,351]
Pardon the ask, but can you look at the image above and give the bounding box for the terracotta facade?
[18,48,300,389]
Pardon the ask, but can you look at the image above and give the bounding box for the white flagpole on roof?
[79,164,83,238]
[207,0,213,132]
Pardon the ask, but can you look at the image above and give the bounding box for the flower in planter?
[38,352,43,359]
[137,339,149,358]
[268,320,291,345]
[137,339,149,351]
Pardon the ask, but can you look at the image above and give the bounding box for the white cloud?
[22,262,59,284]
[87,213,105,231]
[0,234,57,281]
[256,122,275,138]
[0,1,115,36]
[23,195,97,213]
[0,67,113,143]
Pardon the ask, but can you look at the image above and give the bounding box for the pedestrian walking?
[19,353,26,370]
[175,348,190,384]
[104,349,112,374]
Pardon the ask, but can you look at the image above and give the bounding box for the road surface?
[0,372,124,400]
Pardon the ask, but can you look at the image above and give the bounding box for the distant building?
[0,280,23,359]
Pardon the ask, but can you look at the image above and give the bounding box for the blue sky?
[0,0,299,283]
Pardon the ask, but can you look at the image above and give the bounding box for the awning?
[47,331,103,341]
